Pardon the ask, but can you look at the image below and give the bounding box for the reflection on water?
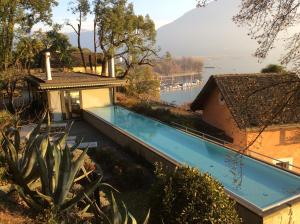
[160,70,211,105]
[160,85,203,105]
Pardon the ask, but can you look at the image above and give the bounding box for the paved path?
[69,120,119,150]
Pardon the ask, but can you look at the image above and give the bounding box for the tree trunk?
[120,67,131,79]
[77,17,87,72]
[93,19,97,74]
[101,57,108,76]
[78,36,87,72]
[2,2,16,71]
[6,84,15,114]
[89,54,93,72]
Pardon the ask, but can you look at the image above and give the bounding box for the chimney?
[45,52,52,81]
[108,57,115,78]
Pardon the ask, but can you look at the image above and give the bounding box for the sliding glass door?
[64,91,81,119]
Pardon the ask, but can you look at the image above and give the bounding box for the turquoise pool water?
[86,106,300,211]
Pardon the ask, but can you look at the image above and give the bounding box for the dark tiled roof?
[191,73,300,129]
[28,72,126,90]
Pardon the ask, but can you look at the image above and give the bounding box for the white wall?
[48,91,63,121]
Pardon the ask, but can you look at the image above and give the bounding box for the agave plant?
[1,115,102,212]
[85,192,150,224]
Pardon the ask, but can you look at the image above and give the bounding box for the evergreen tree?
[0,0,57,70]
[94,0,158,77]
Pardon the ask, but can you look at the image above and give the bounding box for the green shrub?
[0,154,8,184]
[0,110,14,143]
[0,110,13,128]
[125,65,160,99]
[0,167,7,183]
[151,166,241,224]
[261,64,287,74]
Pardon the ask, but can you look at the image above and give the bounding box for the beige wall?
[202,88,300,172]
[47,91,63,121]
[72,66,102,74]
[247,128,300,172]
[81,88,113,109]
[263,201,300,224]
[202,88,247,148]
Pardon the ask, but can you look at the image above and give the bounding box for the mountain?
[67,31,95,50]
[66,0,284,81]
[156,0,283,80]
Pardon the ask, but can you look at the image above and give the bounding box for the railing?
[170,121,300,173]
[171,121,228,145]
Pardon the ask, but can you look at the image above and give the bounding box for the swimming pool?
[86,105,300,212]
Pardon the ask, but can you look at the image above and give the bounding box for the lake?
[160,69,213,105]
[160,86,203,105]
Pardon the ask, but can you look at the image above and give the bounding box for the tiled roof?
[28,72,126,90]
[191,73,300,129]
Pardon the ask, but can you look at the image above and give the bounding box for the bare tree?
[120,45,159,79]
[67,0,91,72]
[197,0,300,72]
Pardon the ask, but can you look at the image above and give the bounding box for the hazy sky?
[41,0,197,32]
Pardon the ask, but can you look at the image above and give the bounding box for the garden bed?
[116,93,232,142]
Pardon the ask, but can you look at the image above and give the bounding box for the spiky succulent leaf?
[13,129,21,152]
[35,146,51,196]
[2,118,108,215]
[142,210,151,224]
[65,148,89,189]
[56,121,73,150]
[22,135,45,178]
[21,143,36,176]
[74,169,93,183]
[111,192,122,224]
[2,131,18,164]
[70,137,83,152]
[40,136,49,158]
[61,175,102,211]
[128,212,137,224]
[52,144,61,191]
[27,112,46,148]
[45,142,55,193]
[36,190,53,204]
[55,145,72,205]
[15,185,43,211]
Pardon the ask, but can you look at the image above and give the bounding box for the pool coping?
[83,107,300,218]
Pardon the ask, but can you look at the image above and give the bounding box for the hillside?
[66,0,284,78]
[156,0,283,75]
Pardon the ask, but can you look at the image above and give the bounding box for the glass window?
[276,161,290,170]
